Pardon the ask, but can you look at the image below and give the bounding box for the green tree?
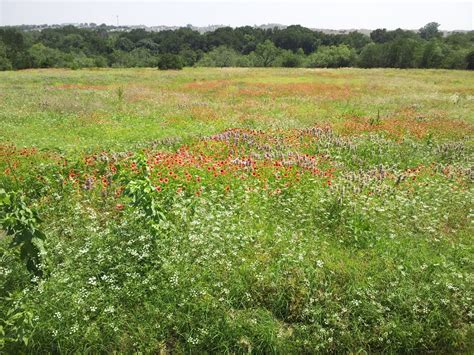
[419,22,442,41]
[279,49,304,67]
[129,48,158,67]
[0,40,12,70]
[441,49,468,69]
[137,38,160,52]
[28,43,64,68]
[197,46,239,67]
[370,29,391,44]
[342,31,371,52]
[110,48,158,67]
[358,43,387,67]
[272,25,317,54]
[420,40,445,68]
[157,53,184,70]
[253,40,280,67]
[0,28,30,68]
[205,27,241,51]
[467,50,474,70]
[115,37,134,51]
[62,51,96,69]
[306,45,355,68]
[385,38,422,68]
[62,33,85,51]
[179,48,200,66]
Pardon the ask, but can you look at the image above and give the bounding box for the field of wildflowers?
[0,68,473,352]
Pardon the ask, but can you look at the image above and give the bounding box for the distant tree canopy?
[157,53,184,70]
[0,23,472,70]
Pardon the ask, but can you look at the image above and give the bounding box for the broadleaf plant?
[0,189,46,277]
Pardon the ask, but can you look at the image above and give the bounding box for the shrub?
[279,49,304,67]
[306,45,355,68]
[157,53,184,70]
[467,50,474,70]
[62,52,96,69]
[0,55,12,71]
[196,46,240,67]
[111,48,158,68]
[0,41,12,70]
[358,43,387,68]
[252,40,280,67]
[28,43,65,68]
[441,49,468,69]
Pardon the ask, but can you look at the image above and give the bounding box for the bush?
[93,55,108,68]
[467,50,474,70]
[0,55,12,71]
[179,48,201,66]
[441,49,468,69]
[419,40,445,68]
[235,55,252,67]
[252,40,280,67]
[279,49,304,68]
[0,41,12,70]
[111,48,158,68]
[157,53,184,70]
[28,43,65,68]
[62,51,96,69]
[358,43,387,68]
[196,46,240,67]
[306,45,355,68]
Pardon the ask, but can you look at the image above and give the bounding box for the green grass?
[1,68,473,151]
[0,68,473,353]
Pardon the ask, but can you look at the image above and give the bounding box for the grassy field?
[1,68,473,353]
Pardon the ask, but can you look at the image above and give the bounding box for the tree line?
[0,22,473,70]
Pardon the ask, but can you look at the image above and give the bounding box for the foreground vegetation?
[1,68,473,352]
[1,22,473,70]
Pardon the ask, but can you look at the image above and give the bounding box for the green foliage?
[419,22,441,41]
[272,25,318,53]
[386,38,422,68]
[441,49,468,69]
[370,28,390,43]
[0,68,473,352]
[115,37,134,51]
[279,49,305,67]
[28,43,65,68]
[122,154,168,228]
[467,50,474,70]
[1,303,34,350]
[254,40,280,67]
[0,23,473,69]
[196,46,240,67]
[343,31,372,52]
[306,45,355,68]
[0,28,30,69]
[116,86,124,103]
[64,51,97,69]
[358,43,386,67]
[179,48,201,66]
[0,41,12,70]
[111,48,158,68]
[157,53,184,70]
[0,189,46,276]
[420,39,445,68]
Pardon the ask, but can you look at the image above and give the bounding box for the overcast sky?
[1,0,472,30]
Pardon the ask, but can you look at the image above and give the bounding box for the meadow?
[0,67,473,353]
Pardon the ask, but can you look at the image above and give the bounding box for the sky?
[1,0,472,30]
